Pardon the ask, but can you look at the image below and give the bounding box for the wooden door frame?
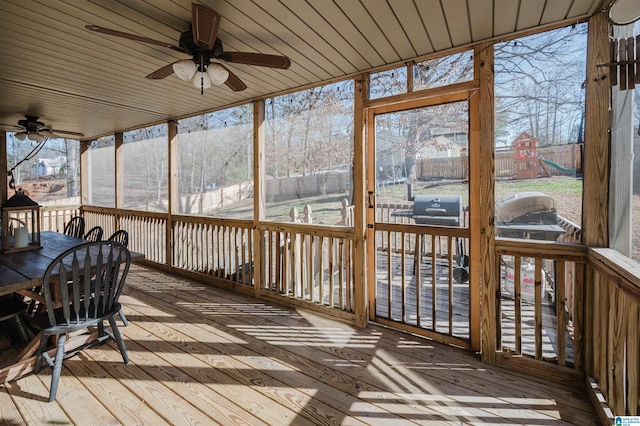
[364,80,483,351]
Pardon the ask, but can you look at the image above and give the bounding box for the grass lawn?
[210,175,583,226]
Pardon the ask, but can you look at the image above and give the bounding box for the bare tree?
[495,25,587,146]
[266,81,354,178]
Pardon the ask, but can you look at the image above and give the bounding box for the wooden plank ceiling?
[0,0,603,141]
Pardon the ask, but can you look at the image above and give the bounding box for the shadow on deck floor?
[1,264,598,425]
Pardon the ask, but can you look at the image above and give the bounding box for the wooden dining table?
[0,231,142,297]
[0,230,143,383]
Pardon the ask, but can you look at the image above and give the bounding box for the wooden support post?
[583,10,611,376]
[354,73,368,328]
[113,131,124,238]
[473,42,495,359]
[583,11,611,250]
[80,141,90,207]
[167,120,178,269]
[1,132,7,205]
[114,132,124,211]
[253,100,265,298]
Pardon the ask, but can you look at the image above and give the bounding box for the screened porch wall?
[68,13,639,421]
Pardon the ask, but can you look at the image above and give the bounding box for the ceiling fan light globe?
[192,71,212,89]
[172,59,197,81]
[30,132,46,142]
[207,64,229,85]
[15,132,27,141]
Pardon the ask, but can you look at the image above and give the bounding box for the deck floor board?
[2,264,598,425]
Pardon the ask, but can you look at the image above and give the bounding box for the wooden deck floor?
[375,252,573,361]
[1,264,598,425]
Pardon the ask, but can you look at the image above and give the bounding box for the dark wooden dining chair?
[63,216,85,239]
[107,230,130,326]
[33,241,131,402]
[83,225,103,242]
[107,230,129,247]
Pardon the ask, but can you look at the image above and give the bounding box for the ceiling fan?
[85,3,291,93]
[0,115,85,142]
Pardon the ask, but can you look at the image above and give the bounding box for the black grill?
[392,184,463,227]
[411,194,462,226]
[391,184,469,283]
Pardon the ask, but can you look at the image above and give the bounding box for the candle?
[14,226,28,249]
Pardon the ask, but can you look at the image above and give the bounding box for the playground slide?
[538,156,576,176]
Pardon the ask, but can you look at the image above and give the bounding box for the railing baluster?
[448,236,453,335]
[317,236,323,303]
[330,238,336,307]
[338,239,344,309]
[514,256,522,355]
[401,232,406,322]
[557,261,566,366]
[535,257,543,360]
[415,233,421,327]
[387,230,392,318]
[346,238,352,311]
[431,235,437,330]
[274,232,280,292]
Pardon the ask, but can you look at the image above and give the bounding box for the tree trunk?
[66,141,78,197]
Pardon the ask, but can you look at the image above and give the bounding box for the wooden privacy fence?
[417,144,582,180]
[177,181,253,215]
[265,172,349,202]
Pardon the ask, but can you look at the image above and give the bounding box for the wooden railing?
[586,248,640,417]
[82,206,116,238]
[7,205,80,235]
[557,216,583,244]
[41,205,81,232]
[77,206,355,314]
[173,216,253,284]
[495,238,586,370]
[376,203,412,224]
[83,207,168,265]
[374,222,471,347]
[259,221,354,312]
[118,210,167,265]
[37,204,640,416]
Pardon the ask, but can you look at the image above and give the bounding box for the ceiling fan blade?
[40,130,63,139]
[0,124,22,130]
[218,52,291,69]
[221,66,247,92]
[85,25,185,53]
[192,4,220,50]
[50,129,85,137]
[146,63,177,79]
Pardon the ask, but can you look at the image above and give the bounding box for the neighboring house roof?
[38,156,65,168]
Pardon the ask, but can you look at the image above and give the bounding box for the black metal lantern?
[1,190,41,253]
